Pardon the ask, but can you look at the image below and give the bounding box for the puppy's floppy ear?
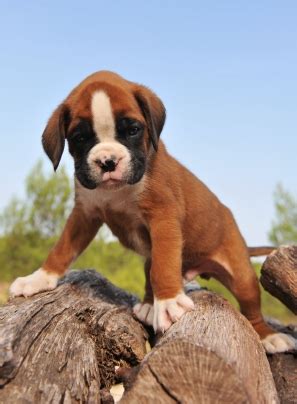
[42,103,71,170]
[134,85,166,151]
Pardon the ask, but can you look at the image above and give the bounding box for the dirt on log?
[260,245,297,314]
[121,289,279,404]
[0,270,148,403]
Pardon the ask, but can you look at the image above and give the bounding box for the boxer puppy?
[10,71,296,353]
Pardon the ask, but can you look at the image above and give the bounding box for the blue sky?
[0,0,296,245]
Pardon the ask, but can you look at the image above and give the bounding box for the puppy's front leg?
[149,215,194,333]
[9,206,102,297]
[133,259,155,326]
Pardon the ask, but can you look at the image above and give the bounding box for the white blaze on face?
[91,90,116,142]
[89,90,131,182]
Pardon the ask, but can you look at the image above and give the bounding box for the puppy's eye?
[128,127,140,136]
[76,135,84,143]
[72,132,86,143]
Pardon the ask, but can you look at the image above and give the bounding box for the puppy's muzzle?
[87,142,131,184]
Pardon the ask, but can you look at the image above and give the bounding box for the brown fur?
[43,206,102,275]
[42,71,275,338]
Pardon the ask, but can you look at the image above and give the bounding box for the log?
[0,270,148,403]
[121,290,279,404]
[2,270,295,403]
[268,353,297,404]
[266,319,297,404]
[260,245,297,314]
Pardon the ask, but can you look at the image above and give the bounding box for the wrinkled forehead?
[68,82,144,132]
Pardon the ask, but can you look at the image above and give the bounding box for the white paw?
[133,302,154,326]
[262,332,297,353]
[9,268,59,297]
[153,293,194,333]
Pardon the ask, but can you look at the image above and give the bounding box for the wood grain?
[0,270,147,403]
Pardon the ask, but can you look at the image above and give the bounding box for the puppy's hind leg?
[215,247,297,354]
[210,207,296,353]
[10,207,102,297]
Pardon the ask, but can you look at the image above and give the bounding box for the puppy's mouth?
[101,165,124,182]
[75,155,145,190]
[99,166,125,185]
[99,179,127,190]
[80,167,130,190]
[98,159,129,186]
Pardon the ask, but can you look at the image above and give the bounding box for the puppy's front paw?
[133,302,154,326]
[262,332,297,353]
[9,268,59,297]
[153,293,194,333]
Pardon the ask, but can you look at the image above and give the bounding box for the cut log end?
[121,340,250,404]
[260,245,297,314]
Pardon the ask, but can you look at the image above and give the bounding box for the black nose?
[101,158,116,172]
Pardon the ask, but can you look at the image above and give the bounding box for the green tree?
[269,184,297,245]
[0,161,73,281]
[0,161,73,237]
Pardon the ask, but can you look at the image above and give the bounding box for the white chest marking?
[76,180,144,214]
[76,180,150,257]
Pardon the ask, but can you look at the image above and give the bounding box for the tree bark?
[121,290,279,404]
[260,245,297,314]
[0,270,148,403]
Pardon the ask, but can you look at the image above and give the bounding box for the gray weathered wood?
[0,270,147,403]
[121,291,279,404]
[260,245,297,314]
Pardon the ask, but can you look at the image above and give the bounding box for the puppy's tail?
[248,246,276,257]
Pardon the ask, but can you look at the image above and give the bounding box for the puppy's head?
[42,71,166,189]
